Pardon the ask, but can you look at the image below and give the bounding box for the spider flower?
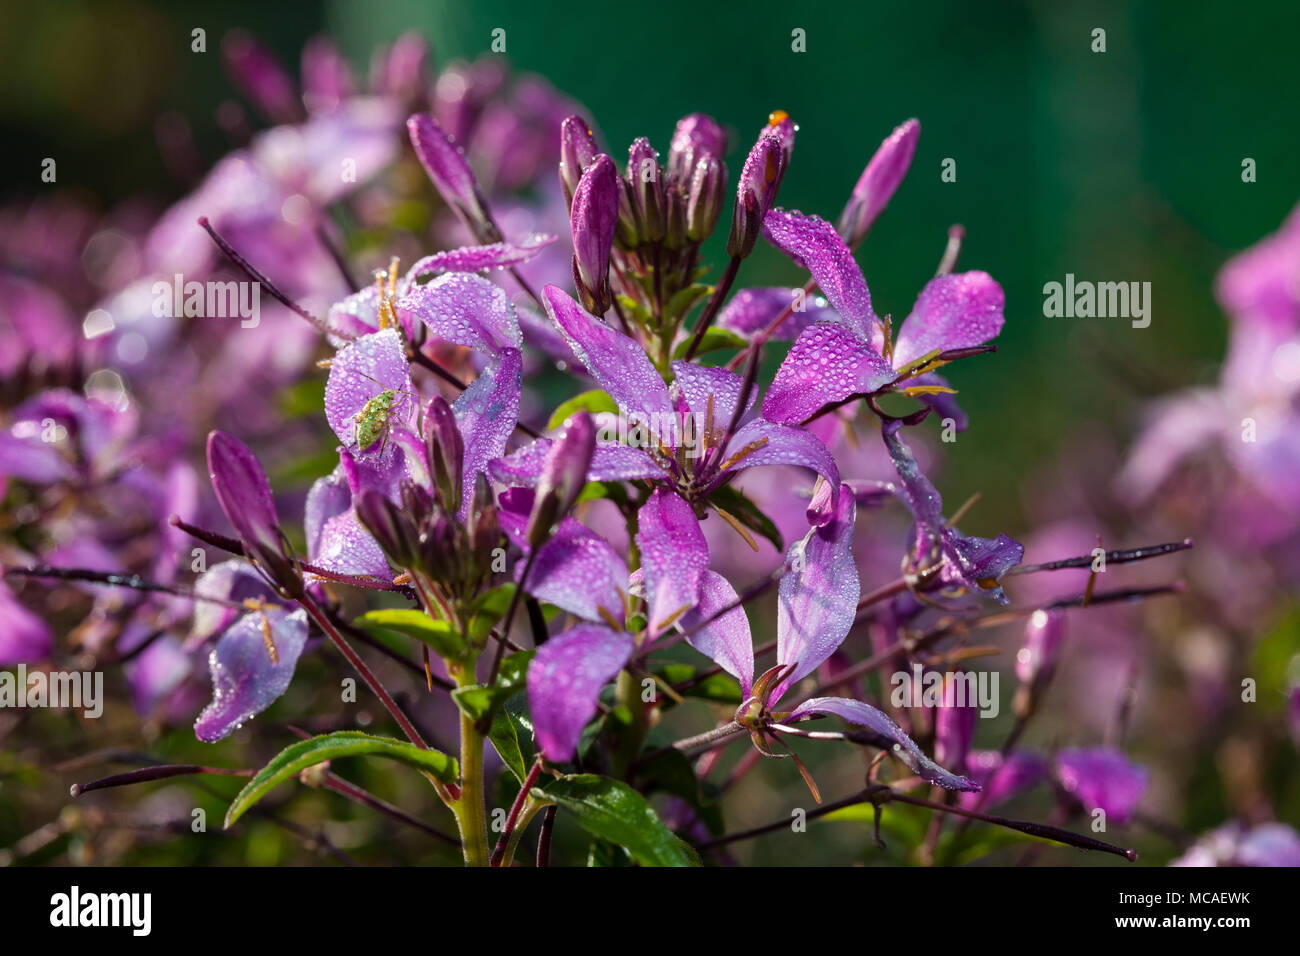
[761,209,1005,430]
[1054,747,1148,825]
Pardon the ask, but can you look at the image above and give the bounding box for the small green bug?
[354,388,399,452]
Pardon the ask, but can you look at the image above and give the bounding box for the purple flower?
[222,30,301,125]
[667,112,726,181]
[881,419,1023,604]
[837,118,920,247]
[761,209,1005,429]
[206,430,299,592]
[1016,609,1066,685]
[559,114,598,205]
[407,113,501,243]
[305,448,408,581]
[490,285,841,530]
[323,328,418,462]
[1055,747,1149,825]
[194,600,310,743]
[958,750,1048,810]
[690,487,977,791]
[516,486,723,761]
[569,154,619,316]
[726,128,787,259]
[935,673,978,771]
[525,411,597,548]
[1171,821,1300,867]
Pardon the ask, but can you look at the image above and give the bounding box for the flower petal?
[490,438,667,486]
[636,488,708,637]
[397,272,522,357]
[528,624,634,762]
[762,209,878,342]
[324,328,415,457]
[405,234,557,280]
[542,285,673,420]
[671,360,751,433]
[0,581,53,665]
[717,286,835,340]
[762,322,894,425]
[773,487,858,700]
[453,347,522,519]
[1055,747,1148,825]
[521,517,628,622]
[679,570,753,696]
[892,271,1006,369]
[723,418,841,526]
[787,696,980,791]
[194,608,309,742]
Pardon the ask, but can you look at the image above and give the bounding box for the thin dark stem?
[1007,539,1194,576]
[536,805,556,866]
[681,255,741,361]
[300,594,430,750]
[316,224,359,292]
[3,564,249,610]
[71,764,251,796]
[336,617,456,692]
[322,772,460,846]
[507,266,545,312]
[487,550,538,685]
[198,217,342,339]
[490,761,543,866]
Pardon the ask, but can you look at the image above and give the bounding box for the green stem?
[611,668,650,780]
[499,798,547,868]
[452,668,490,867]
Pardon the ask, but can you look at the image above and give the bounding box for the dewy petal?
[1055,747,1149,825]
[453,347,522,520]
[489,438,668,486]
[716,287,836,341]
[636,488,708,637]
[837,118,920,245]
[189,559,277,649]
[787,696,980,791]
[206,430,284,564]
[194,608,309,743]
[527,624,635,762]
[404,234,557,280]
[947,533,1024,605]
[324,329,416,457]
[542,285,673,420]
[396,272,522,357]
[313,507,392,580]
[892,271,1006,369]
[304,463,354,562]
[762,209,878,341]
[671,360,752,432]
[958,750,1048,810]
[762,322,895,425]
[723,419,841,525]
[772,488,858,700]
[522,517,628,623]
[406,113,497,239]
[679,570,753,696]
[881,419,946,532]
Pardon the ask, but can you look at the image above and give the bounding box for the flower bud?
[628,138,666,243]
[570,154,619,316]
[527,412,596,548]
[559,114,598,207]
[354,488,420,571]
[1015,609,1066,686]
[423,395,464,516]
[667,113,726,181]
[762,110,796,186]
[837,118,919,247]
[934,672,977,771]
[206,431,301,595]
[407,113,501,243]
[221,30,301,125]
[686,155,726,243]
[374,32,432,106]
[726,131,784,259]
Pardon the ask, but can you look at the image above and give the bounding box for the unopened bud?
[526,412,596,548]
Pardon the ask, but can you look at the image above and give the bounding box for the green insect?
[354,388,400,452]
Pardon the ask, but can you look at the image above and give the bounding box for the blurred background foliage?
[2,0,1298,865]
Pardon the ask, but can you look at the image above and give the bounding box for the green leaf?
[225,732,458,828]
[534,774,700,867]
[708,485,784,553]
[652,662,743,705]
[663,283,714,323]
[451,650,535,724]
[1251,602,1300,707]
[548,389,619,430]
[673,327,747,360]
[352,608,467,659]
[465,584,516,645]
[587,839,633,867]
[635,745,724,836]
[487,701,531,784]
